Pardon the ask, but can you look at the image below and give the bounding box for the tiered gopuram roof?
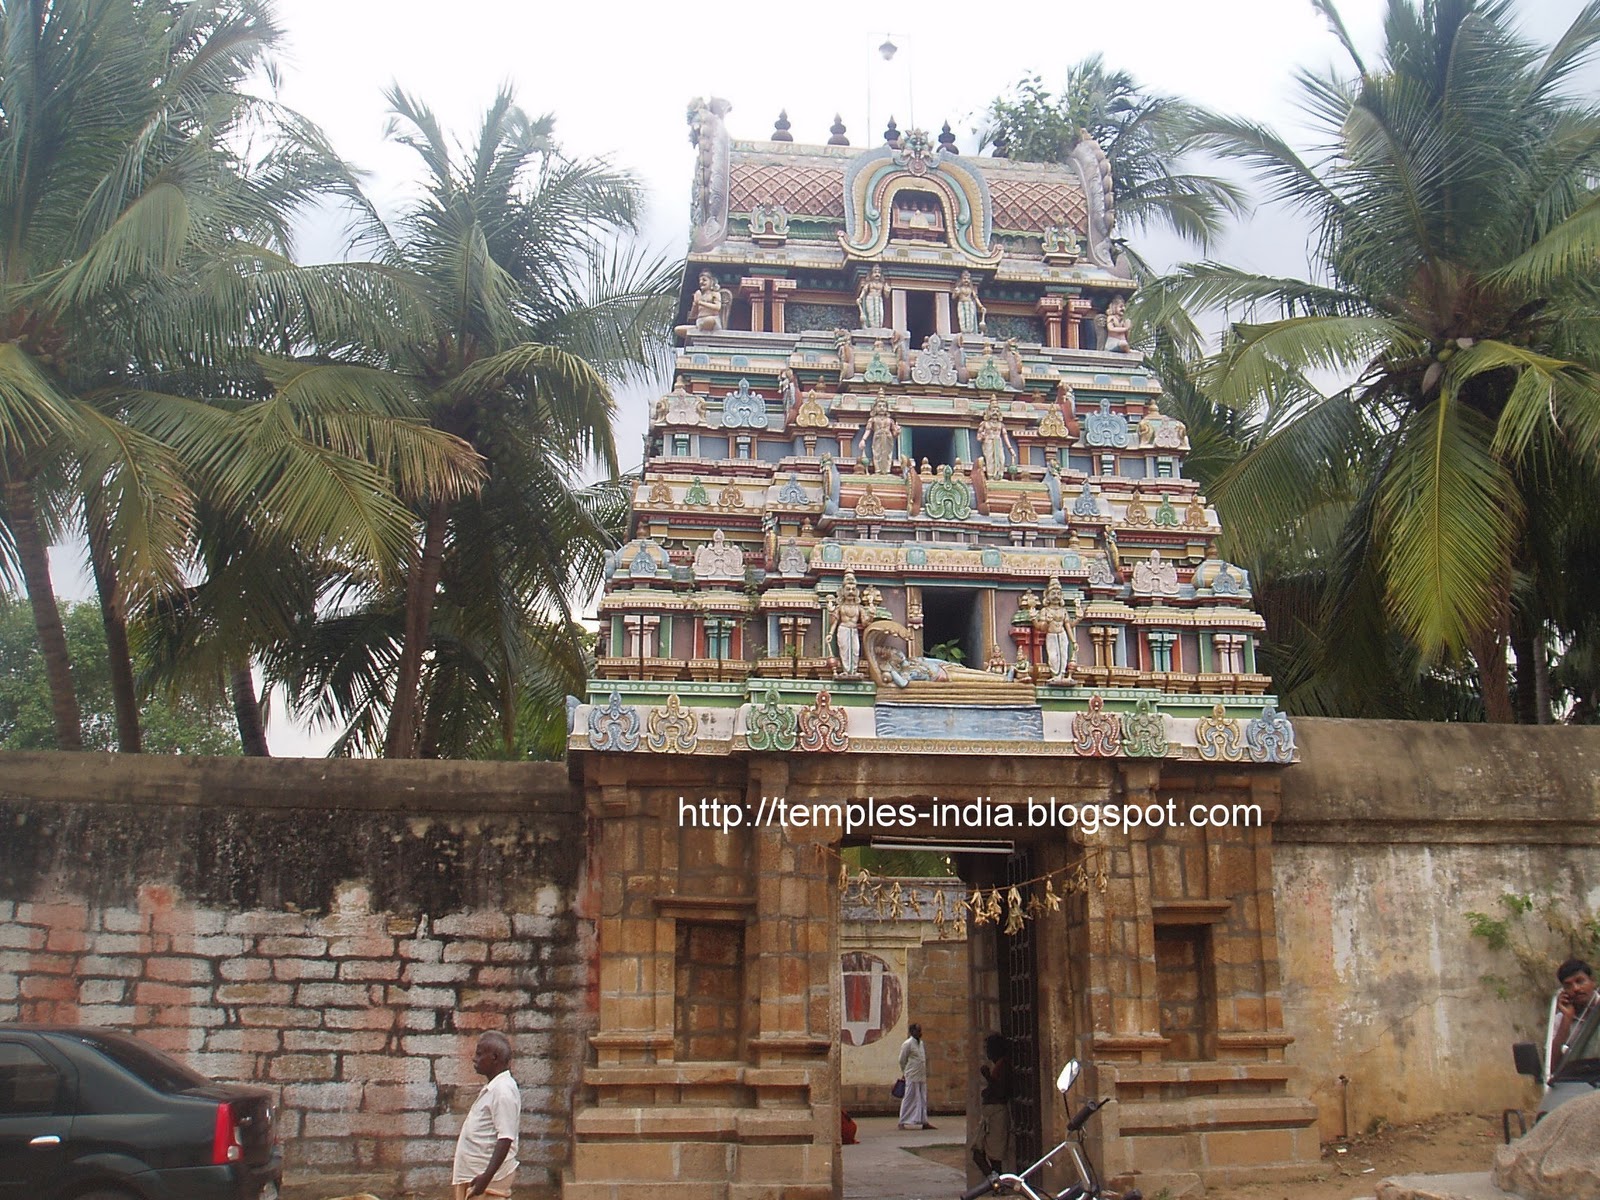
[570,100,1295,763]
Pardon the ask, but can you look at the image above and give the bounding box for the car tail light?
[211,1102,244,1164]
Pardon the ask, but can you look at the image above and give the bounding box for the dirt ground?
[911,1111,1504,1200]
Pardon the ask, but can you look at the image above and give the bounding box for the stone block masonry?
[0,752,593,1200]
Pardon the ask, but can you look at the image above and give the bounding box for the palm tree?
[1165,0,1600,723]
[982,56,1248,254]
[980,58,1251,495]
[262,89,674,758]
[1,0,485,752]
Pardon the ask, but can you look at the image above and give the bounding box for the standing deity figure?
[976,398,1015,475]
[952,269,986,334]
[674,270,728,339]
[857,392,900,473]
[778,367,798,416]
[1032,577,1079,682]
[1104,295,1132,353]
[856,265,888,329]
[830,572,868,677]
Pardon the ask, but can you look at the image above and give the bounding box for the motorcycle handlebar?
[1066,1096,1110,1133]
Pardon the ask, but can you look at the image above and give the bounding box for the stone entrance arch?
[564,749,1317,1199]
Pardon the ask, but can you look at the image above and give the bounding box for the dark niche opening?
[905,289,937,350]
[920,586,984,666]
[907,425,955,472]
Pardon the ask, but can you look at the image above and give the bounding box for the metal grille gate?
[996,849,1041,1167]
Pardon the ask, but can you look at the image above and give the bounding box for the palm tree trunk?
[1511,621,1537,725]
[1533,632,1551,724]
[88,534,142,753]
[1471,621,1515,724]
[230,665,271,756]
[3,478,83,749]
[385,498,450,758]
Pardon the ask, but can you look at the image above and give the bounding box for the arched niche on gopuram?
[838,132,1003,267]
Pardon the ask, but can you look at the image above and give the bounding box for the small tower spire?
[827,115,849,146]
[771,110,793,142]
[884,116,901,148]
[938,121,957,154]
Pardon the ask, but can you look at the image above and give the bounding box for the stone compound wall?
[0,753,592,1200]
[3,721,1599,1197]
[1276,720,1600,1141]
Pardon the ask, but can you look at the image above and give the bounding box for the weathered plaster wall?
[0,752,593,1200]
[1276,719,1600,1140]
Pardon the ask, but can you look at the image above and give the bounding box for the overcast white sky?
[47,0,1599,753]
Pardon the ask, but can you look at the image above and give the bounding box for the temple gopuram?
[571,99,1292,763]
[565,100,1316,1200]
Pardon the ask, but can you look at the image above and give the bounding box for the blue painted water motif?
[875,704,1043,740]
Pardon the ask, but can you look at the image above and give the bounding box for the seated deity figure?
[1104,295,1132,353]
[856,265,888,329]
[952,269,986,334]
[675,270,728,339]
[1031,576,1079,682]
[830,572,868,677]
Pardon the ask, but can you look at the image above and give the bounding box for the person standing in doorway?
[971,1033,1013,1174]
[452,1031,520,1198]
[897,1022,934,1130]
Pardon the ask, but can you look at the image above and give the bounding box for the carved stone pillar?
[1037,295,1065,348]
[769,277,797,333]
[1067,296,1094,349]
[739,277,768,333]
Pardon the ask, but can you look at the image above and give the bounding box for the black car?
[0,1025,280,1200]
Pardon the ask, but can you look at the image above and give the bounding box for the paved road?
[844,1115,967,1200]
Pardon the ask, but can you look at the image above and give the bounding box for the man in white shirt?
[897,1022,934,1130]
[452,1031,521,1198]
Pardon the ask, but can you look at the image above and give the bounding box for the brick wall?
[0,753,592,1200]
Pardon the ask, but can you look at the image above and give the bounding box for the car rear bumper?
[124,1149,283,1200]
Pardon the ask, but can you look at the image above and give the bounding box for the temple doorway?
[839,857,971,1200]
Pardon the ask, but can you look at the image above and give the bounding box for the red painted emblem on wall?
[840,951,903,1046]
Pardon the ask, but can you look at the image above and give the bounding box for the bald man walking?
[452,1032,520,1198]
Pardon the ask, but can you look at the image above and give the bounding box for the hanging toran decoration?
[830,849,1108,939]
